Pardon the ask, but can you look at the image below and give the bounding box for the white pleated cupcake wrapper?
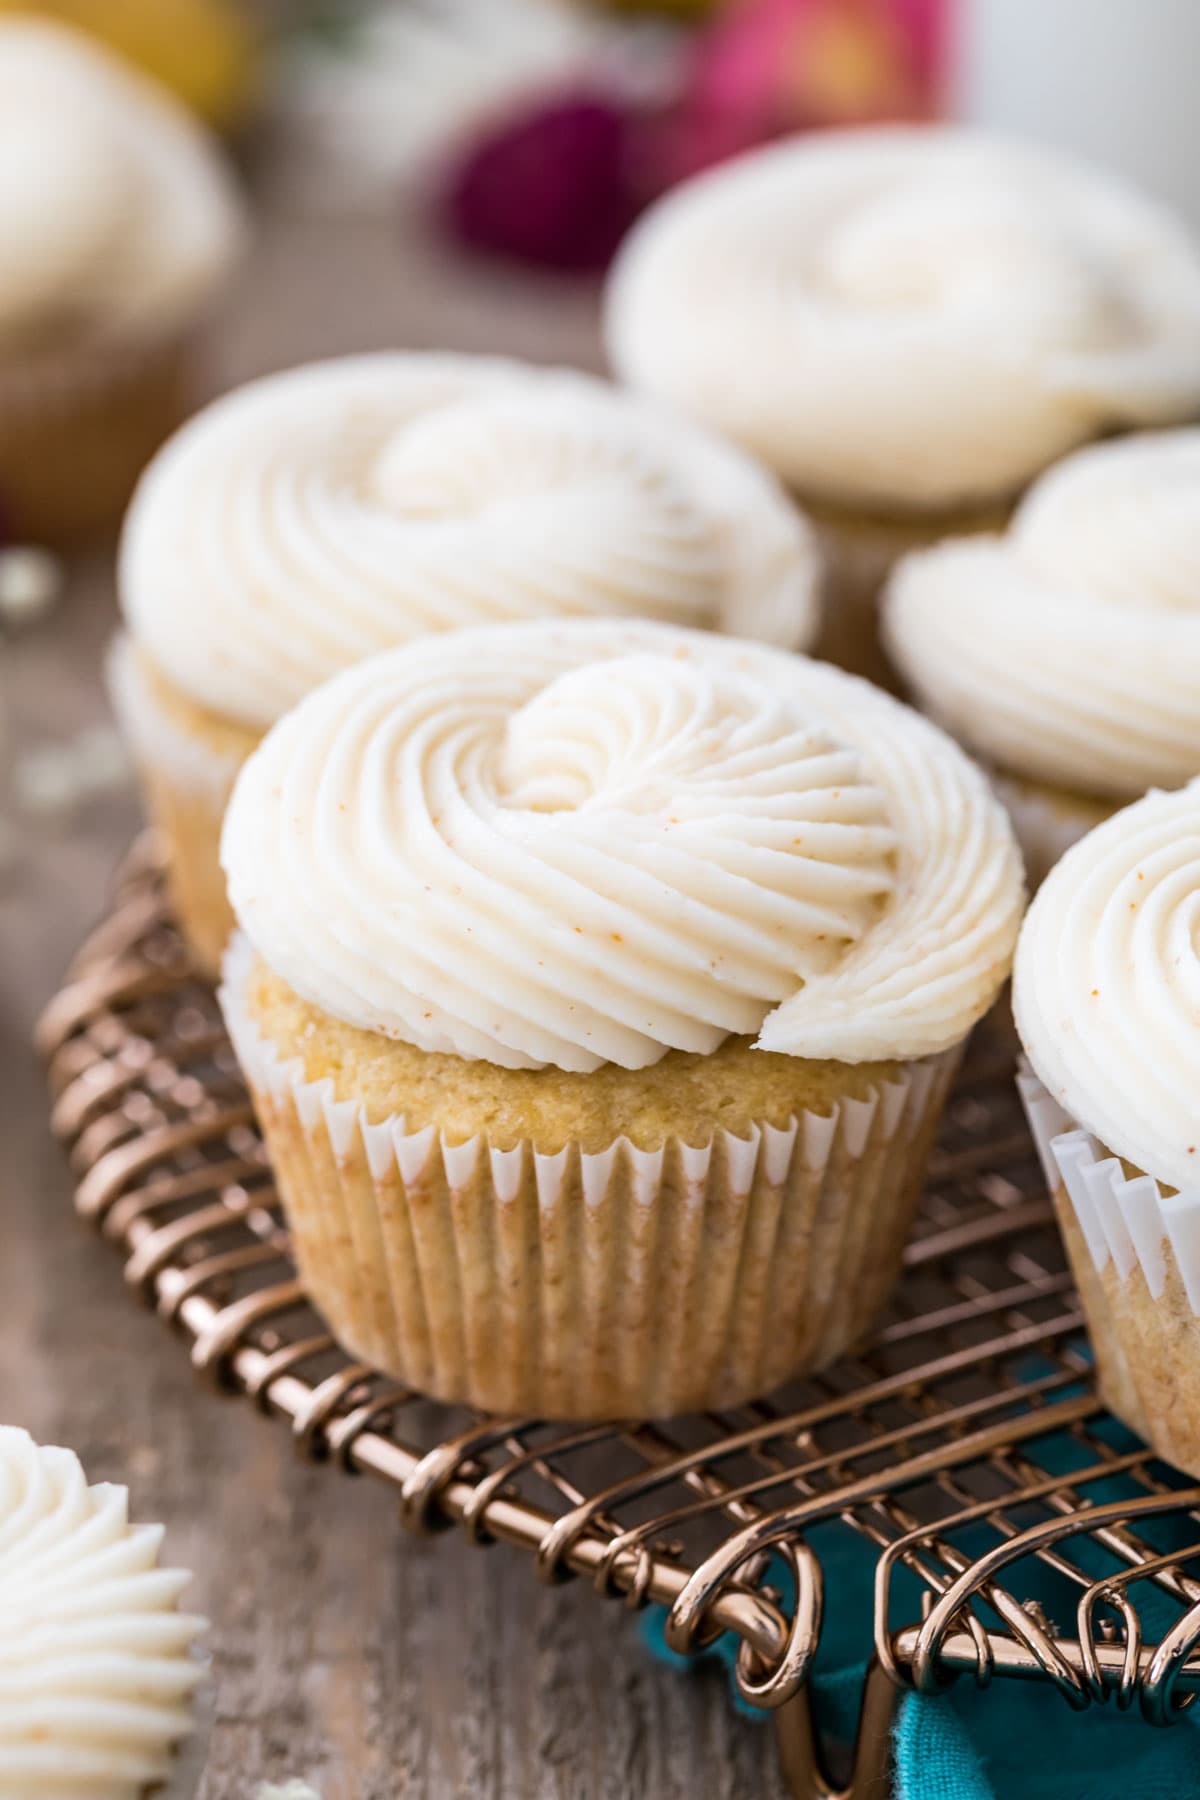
[220,935,957,1416]
[1018,1065,1200,1314]
[107,634,244,804]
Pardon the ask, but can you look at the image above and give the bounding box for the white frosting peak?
[0,1427,203,1799]
[1015,780,1200,1193]
[0,18,244,345]
[221,619,1023,1071]
[120,354,821,731]
[606,127,1200,510]
[884,430,1200,798]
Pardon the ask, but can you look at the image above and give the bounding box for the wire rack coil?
[37,842,1200,1799]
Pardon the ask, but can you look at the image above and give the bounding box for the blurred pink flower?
[667,0,946,179]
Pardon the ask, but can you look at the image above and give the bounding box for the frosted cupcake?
[113,352,822,975]
[219,618,1023,1420]
[885,431,1200,883]
[0,17,246,543]
[0,1425,204,1796]
[1016,781,1200,1477]
[606,126,1200,684]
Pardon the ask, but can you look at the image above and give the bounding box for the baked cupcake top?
[605,127,1200,513]
[120,354,822,733]
[221,619,1023,1071]
[1015,780,1200,1193]
[884,430,1200,799]
[0,17,245,350]
[0,1425,204,1797]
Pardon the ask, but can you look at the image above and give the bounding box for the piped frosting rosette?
[1017,782,1200,1469]
[606,128,1200,510]
[222,619,1023,1074]
[120,355,821,734]
[0,17,244,351]
[219,621,1022,1414]
[0,1426,204,1798]
[886,431,1200,799]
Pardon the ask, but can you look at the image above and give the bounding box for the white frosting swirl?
[1015,779,1200,1193]
[0,1427,203,1798]
[605,127,1200,510]
[884,430,1200,798]
[222,619,1023,1070]
[0,18,244,345]
[121,354,820,731]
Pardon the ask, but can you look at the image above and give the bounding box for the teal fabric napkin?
[642,1402,1200,1798]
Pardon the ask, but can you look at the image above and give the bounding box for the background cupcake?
[605,125,1200,685]
[0,16,246,543]
[0,1425,204,1794]
[1016,780,1200,1477]
[885,430,1200,882]
[219,617,1024,1420]
[113,351,822,975]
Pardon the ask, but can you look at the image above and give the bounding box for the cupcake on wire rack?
[0,1425,204,1796]
[1017,780,1200,1478]
[884,430,1200,883]
[605,126,1200,685]
[218,617,1024,1421]
[111,352,823,976]
[0,16,245,543]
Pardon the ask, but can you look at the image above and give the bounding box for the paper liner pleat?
[221,938,959,1419]
[108,635,246,973]
[1019,1063,1200,1476]
[107,636,244,803]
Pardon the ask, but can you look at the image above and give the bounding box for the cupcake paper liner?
[220,937,959,1420]
[1019,1065,1200,1474]
[992,776,1114,888]
[0,328,198,542]
[108,635,243,803]
[108,636,242,974]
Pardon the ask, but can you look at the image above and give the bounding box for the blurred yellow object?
[0,0,259,129]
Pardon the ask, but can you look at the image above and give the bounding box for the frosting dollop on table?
[0,1426,203,1799]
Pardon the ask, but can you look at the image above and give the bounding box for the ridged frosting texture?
[0,1426,203,1799]
[222,619,1024,1071]
[884,430,1200,798]
[1015,780,1200,1195]
[120,353,821,732]
[0,18,244,345]
[605,126,1200,510]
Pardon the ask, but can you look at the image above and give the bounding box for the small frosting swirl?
[0,19,244,345]
[605,127,1200,510]
[120,354,820,731]
[222,619,1023,1071]
[1015,780,1200,1193]
[884,431,1200,798]
[0,1426,203,1798]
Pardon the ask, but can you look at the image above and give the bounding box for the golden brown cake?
[219,617,1024,1419]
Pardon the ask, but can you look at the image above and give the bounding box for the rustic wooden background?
[0,175,793,1798]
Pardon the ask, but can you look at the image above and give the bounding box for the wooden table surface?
[0,182,792,1800]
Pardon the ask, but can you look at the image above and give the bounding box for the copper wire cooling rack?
[37,841,1200,1799]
